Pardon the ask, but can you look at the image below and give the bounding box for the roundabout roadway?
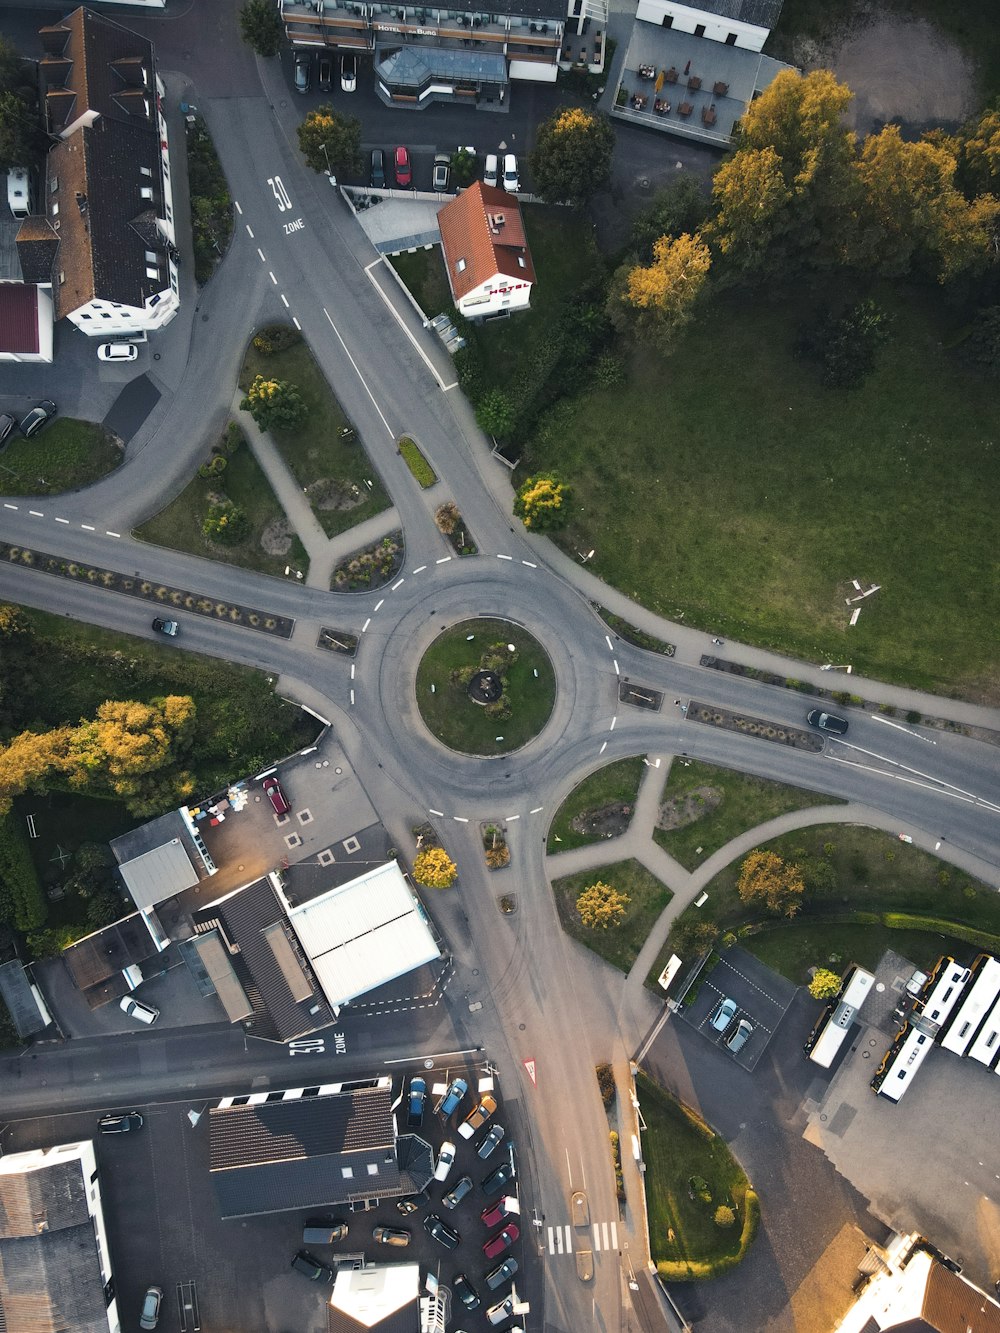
[2,27,1000,1333]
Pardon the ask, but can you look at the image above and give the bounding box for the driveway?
[679,946,797,1073]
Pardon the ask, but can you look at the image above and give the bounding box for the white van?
[483,154,498,188]
[7,168,32,219]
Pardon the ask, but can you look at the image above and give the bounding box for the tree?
[241,375,307,431]
[737,849,805,917]
[956,108,1000,196]
[966,305,1000,374]
[672,918,720,954]
[0,90,45,174]
[528,106,614,205]
[451,147,477,187]
[576,881,630,929]
[513,473,570,531]
[239,0,284,57]
[708,147,793,276]
[412,847,458,888]
[809,968,843,1000]
[203,501,250,545]
[475,389,515,439]
[296,105,362,177]
[609,231,711,351]
[795,299,890,389]
[631,174,708,262]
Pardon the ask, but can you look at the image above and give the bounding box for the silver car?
[710,996,737,1032]
[727,1019,753,1054]
[139,1286,162,1330]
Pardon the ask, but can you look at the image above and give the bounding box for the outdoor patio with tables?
[612,26,791,144]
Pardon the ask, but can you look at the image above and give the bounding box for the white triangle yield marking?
[592,1222,601,1250]
[610,1221,618,1250]
[564,1225,573,1254]
[602,1221,610,1250]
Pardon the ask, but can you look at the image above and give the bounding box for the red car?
[394,145,412,188]
[483,1223,519,1258]
[480,1198,517,1229]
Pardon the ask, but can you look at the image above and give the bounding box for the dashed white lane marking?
[29,510,43,517]
[350,688,355,706]
[392,578,404,590]
[55,517,69,524]
[599,741,608,754]
[292,317,301,331]
[281,293,289,307]
[412,565,427,573]
[497,554,513,561]
[610,715,617,731]
[429,808,444,817]
[605,635,613,650]
[374,598,384,611]
[362,617,371,632]
[235,200,243,215]
[506,814,520,821]
[522,560,537,568]
[268,271,277,285]
[256,247,266,262]
[436,556,451,564]
[530,806,543,814]
[245,224,254,238]
[613,659,620,675]
[81,524,95,531]
[4,503,17,510]
[453,816,469,823]
[350,663,355,679]
[106,530,120,538]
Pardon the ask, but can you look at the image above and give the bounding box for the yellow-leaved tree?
[576,881,630,930]
[413,847,458,888]
[609,231,711,352]
[736,850,805,918]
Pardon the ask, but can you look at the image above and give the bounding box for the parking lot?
[681,946,798,1072]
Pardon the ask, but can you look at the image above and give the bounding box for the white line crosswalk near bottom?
[548,1222,618,1255]
[547,1226,573,1254]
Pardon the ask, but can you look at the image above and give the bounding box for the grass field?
[653,759,836,871]
[136,439,309,578]
[415,618,556,756]
[546,757,645,853]
[239,335,390,537]
[0,420,121,496]
[638,1073,751,1267]
[390,247,451,317]
[551,858,672,973]
[524,285,1000,701]
[744,920,975,983]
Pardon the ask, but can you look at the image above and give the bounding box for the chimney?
[75,192,87,216]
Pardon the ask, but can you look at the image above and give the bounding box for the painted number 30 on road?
[268,175,305,234]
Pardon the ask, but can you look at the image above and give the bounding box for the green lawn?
[653,759,835,871]
[638,1073,752,1268]
[415,619,555,756]
[551,858,672,973]
[523,285,1000,702]
[0,420,121,496]
[744,920,976,984]
[390,247,451,317]
[239,335,390,537]
[136,438,309,578]
[546,757,646,853]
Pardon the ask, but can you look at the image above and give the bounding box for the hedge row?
[398,437,437,489]
[743,909,1000,954]
[655,1188,760,1282]
[0,813,47,930]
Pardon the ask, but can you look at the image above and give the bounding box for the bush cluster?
[0,813,47,931]
[596,1063,616,1107]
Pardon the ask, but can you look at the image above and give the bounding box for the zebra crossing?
[546,1220,618,1255]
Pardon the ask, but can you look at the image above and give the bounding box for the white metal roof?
[118,838,199,910]
[331,1261,420,1328]
[284,862,439,1007]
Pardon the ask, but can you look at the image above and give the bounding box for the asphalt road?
[2,5,1000,1332]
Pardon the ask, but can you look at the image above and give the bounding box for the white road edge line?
[364,257,450,392]
[323,306,394,438]
[442,381,459,391]
[872,713,936,744]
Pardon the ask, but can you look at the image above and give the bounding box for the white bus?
[806,964,876,1069]
[872,1026,935,1102]
[872,957,971,1102]
[917,957,971,1035]
[939,955,1000,1056]
[967,992,1000,1068]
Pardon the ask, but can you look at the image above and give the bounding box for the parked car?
[139,1286,163,1330]
[303,1218,347,1244]
[394,145,412,188]
[293,49,312,94]
[120,995,158,1025]
[98,342,138,362]
[710,996,738,1032]
[483,1223,519,1258]
[370,148,386,189]
[341,52,357,92]
[483,153,498,188]
[151,617,178,636]
[433,1140,457,1183]
[727,1018,754,1054]
[318,53,333,92]
[407,1075,426,1127]
[477,1124,505,1160]
[263,774,290,815]
[0,414,16,447]
[438,1076,468,1118]
[423,1213,460,1250]
[481,1160,515,1197]
[442,1174,473,1210]
[291,1251,334,1282]
[807,709,849,735]
[481,1196,519,1228]
[486,1295,516,1326]
[502,153,519,193]
[396,1188,430,1215]
[98,1111,143,1134]
[484,1256,519,1291]
[19,399,56,438]
[432,152,451,191]
[458,1094,496,1139]
[373,1225,410,1246]
[452,1272,480,1310]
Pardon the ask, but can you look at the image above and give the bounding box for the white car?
[341,53,357,92]
[483,153,498,188]
[98,342,138,362]
[433,1140,457,1183]
[502,154,519,193]
[120,995,159,1025]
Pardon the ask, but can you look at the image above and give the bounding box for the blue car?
[438,1077,468,1118]
[407,1076,426,1127]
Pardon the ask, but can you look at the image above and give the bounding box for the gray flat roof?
[0,961,47,1039]
[118,837,199,910]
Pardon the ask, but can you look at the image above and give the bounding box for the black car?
[98,1111,143,1134]
[442,1174,474,1210]
[452,1273,480,1310]
[477,1124,504,1160]
[291,1251,334,1283]
[370,148,386,189]
[0,413,16,447]
[20,399,56,438]
[396,1188,431,1215]
[423,1213,460,1250]
[484,1256,519,1291]
[151,617,178,636]
[293,49,312,94]
[318,53,333,92]
[807,709,849,736]
[481,1160,515,1197]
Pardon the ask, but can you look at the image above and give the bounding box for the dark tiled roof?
[62,912,159,997]
[209,1085,402,1218]
[40,6,155,135]
[0,285,40,356]
[0,1158,90,1237]
[921,1262,1000,1332]
[197,877,334,1042]
[680,0,783,29]
[327,1302,420,1333]
[15,219,59,284]
[0,960,46,1038]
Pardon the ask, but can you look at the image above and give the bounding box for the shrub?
[795,299,891,390]
[435,502,460,535]
[253,333,274,354]
[398,437,437,488]
[514,473,571,531]
[714,1205,736,1228]
[610,1131,625,1200]
[0,813,47,930]
[203,502,249,545]
[809,967,843,1000]
[596,1063,616,1106]
[577,880,630,929]
[475,389,516,440]
[689,1175,712,1204]
[413,847,458,888]
[594,351,626,388]
[485,845,511,869]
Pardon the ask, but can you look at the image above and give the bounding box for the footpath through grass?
[551,858,672,973]
[653,759,836,871]
[638,1072,753,1272]
[524,285,1000,702]
[0,420,120,496]
[546,757,645,853]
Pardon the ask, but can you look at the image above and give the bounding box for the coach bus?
[939,955,1000,1056]
[872,957,970,1101]
[806,964,876,1069]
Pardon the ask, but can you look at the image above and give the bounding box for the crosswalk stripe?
[610,1221,618,1250]
[564,1225,572,1254]
[603,1221,611,1250]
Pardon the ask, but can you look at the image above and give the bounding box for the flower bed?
[331,531,404,590]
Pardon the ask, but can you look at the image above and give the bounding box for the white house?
[438,181,536,321]
[633,0,783,53]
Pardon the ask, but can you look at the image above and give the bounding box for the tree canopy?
[809,968,843,1000]
[577,881,630,929]
[239,0,285,57]
[413,847,458,888]
[609,231,711,351]
[514,473,570,530]
[241,375,308,431]
[528,106,614,205]
[296,106,362,177]
[736,849,805,917]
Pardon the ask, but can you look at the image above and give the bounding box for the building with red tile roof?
[438,181,535,320]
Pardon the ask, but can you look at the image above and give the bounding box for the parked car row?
[0,400,57,446]
[294,48,357,95]
[366,147,520,193]
[709,995,754,1054]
